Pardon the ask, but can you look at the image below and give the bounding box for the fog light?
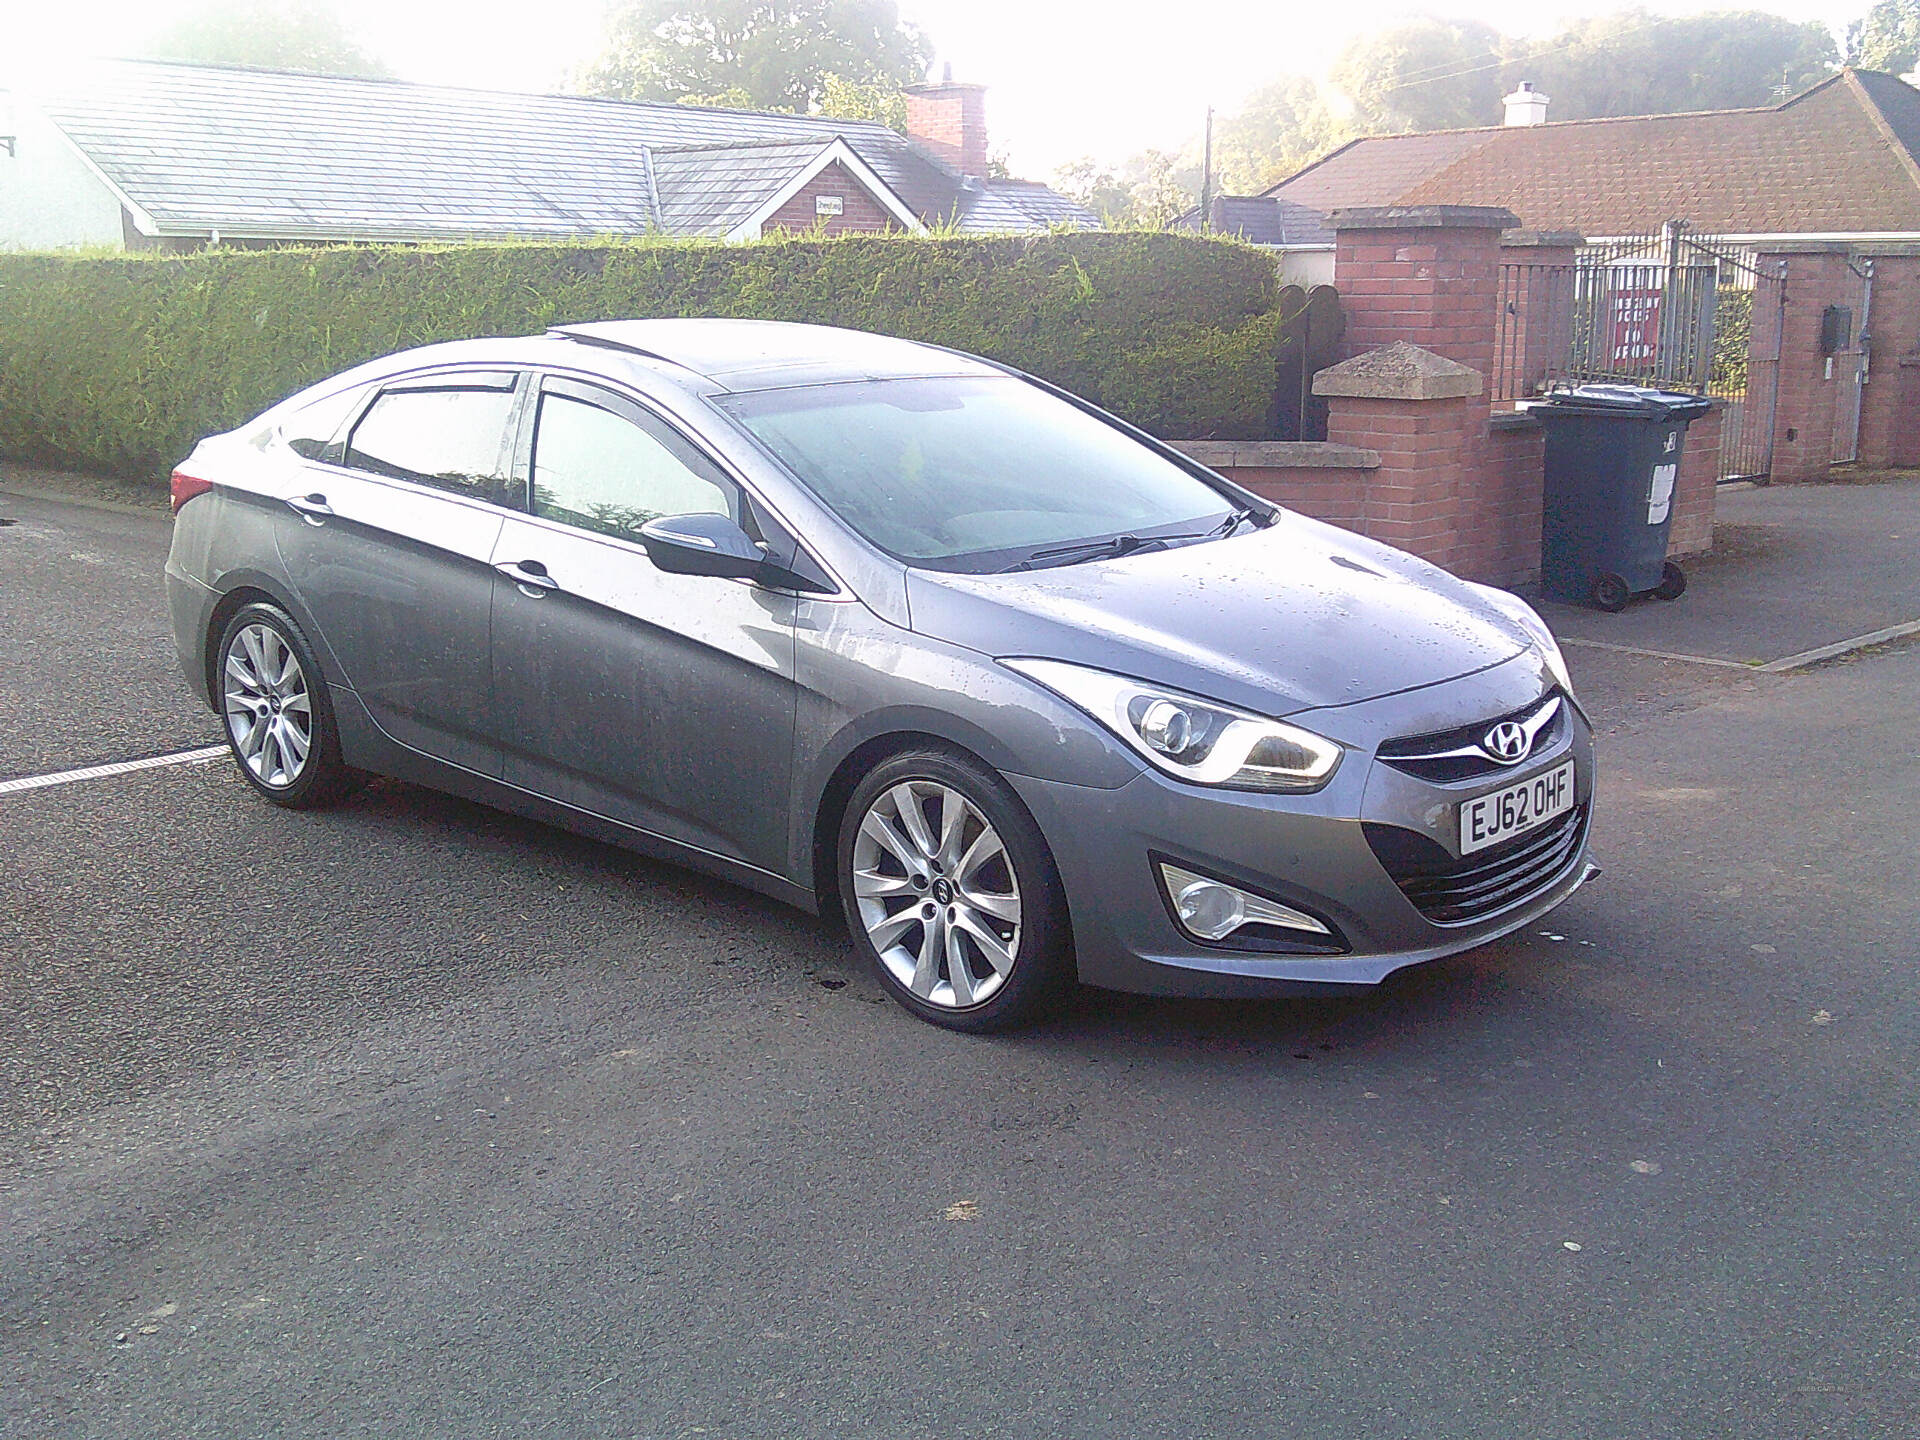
[1158,862,1331,941]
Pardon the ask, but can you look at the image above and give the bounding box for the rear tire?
[1653,561,1687,601]
[1590,572,1632,612]
[837,748,1073,1033]
[215,602,360,809]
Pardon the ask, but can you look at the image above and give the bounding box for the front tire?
[215,602,358,808]
[838,748,1073,1033]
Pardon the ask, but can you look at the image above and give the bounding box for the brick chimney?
[905,66,989,176]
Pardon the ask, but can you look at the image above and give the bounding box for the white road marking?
[0,746,229,797]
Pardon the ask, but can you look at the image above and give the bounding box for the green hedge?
[0,231,1285,479]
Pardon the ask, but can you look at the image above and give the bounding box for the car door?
[488,374,798,873]
[273,369,523,777]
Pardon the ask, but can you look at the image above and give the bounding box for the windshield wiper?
[998,510,1266,574]
[999,534,1150,573]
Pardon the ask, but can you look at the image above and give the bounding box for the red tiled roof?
[1267,71,1920,236]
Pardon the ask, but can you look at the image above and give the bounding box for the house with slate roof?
[0,59,1095,251]
[1172,193,1338,284]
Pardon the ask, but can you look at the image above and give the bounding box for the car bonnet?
[902,513,1532,717]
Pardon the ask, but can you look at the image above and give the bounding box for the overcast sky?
[1,0,1858,176]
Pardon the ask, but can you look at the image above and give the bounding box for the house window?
[814,195,845,217]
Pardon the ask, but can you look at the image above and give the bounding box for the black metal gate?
[1270,284,1343,441]
[1494,223,1787,481]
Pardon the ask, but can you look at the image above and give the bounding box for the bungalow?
[0,59,1096,251]
[1241,69,1920,480]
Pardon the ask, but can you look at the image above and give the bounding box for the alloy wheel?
[223,622,314,788]
[850,780,1023,1009]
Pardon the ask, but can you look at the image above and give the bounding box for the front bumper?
[1007,681,1597,998]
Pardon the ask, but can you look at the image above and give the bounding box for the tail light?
[170,467,214,513]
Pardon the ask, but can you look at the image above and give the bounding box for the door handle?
[286,493,334,526]
[495,559,559,597]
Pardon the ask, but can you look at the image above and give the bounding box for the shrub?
[0,231,1284,479]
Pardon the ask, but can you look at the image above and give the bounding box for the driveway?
[1539,474,1920,667]
[3,476,1917,1439]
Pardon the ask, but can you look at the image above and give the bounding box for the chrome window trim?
[522,364,852,600]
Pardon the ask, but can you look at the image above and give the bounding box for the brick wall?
[1168,442,1375,533]
[1756,249,1854,482]
[763,162,904,236]
[1668,403,1721,557]
[1466,420,1546,585]
[1210,466,1369,532]
[1856,252,1920,469]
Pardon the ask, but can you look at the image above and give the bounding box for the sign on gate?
[1609,287,1662,367]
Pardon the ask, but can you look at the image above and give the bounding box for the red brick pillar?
[1329,205,1519,373]
[1895,355,1920,467]
[1315,342,1485,573]
[1497,230,1583,404]
[1856,253,1920,469]
[1754,246,1855,482]
[1668,402,1722,556]
[1321,205,1538,583]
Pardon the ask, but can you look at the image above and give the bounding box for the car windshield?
[719,375,1243,572]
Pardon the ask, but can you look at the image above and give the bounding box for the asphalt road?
[2,487,1917,1438]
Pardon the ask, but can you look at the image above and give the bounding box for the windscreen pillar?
[1321,205,1537,585]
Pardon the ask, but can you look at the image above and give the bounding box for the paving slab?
[1536,475,1920,667]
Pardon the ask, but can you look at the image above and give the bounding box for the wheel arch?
[201,572,340,706]
[805,715,1072,935]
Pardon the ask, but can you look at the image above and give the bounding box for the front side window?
[530,390,733,542]
[345,381,519,506]
[720,375,1240,572]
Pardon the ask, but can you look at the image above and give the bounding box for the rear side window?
[277,385,368,463]
[530,390,733,542]
[346,381,519,506]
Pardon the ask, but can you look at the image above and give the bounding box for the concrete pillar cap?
[1328,205,1522,232]
[1313,342,1486,400]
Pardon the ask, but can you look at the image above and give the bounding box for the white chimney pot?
[1503,82,1550,127]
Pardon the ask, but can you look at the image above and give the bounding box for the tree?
[1850,0,1920,73]
[1506,10,1838,120]
[1332,17,1506,133]
[1054,150,1192,228]
[1212,77,1353,192]
[581,0,931,113]
[138,1,391,77]
[815,72,908,132]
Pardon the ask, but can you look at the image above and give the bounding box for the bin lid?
[1542,384,1712,419]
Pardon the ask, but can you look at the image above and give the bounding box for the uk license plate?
[1460,761,1575,855]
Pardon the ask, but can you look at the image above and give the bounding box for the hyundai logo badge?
[1482,721,1530,764]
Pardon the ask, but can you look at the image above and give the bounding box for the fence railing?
[1494,225,1787,481]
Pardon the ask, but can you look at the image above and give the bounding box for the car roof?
[548,318,1001,391]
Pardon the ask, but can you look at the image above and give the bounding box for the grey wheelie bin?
[1535,385,1713,611]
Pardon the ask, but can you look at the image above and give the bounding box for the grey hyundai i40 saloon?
[165,319,1596,1031]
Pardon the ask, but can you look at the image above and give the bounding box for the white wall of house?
[1275,247,1335,288]
[0,105,126,251]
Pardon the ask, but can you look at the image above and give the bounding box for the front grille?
[1365,805,1588,926]
[1377,693,1568,784]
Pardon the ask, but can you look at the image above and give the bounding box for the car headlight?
[1467,583,1574,697]
[1001,658,1342,793]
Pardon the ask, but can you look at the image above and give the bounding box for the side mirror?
[638,512,768,580]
